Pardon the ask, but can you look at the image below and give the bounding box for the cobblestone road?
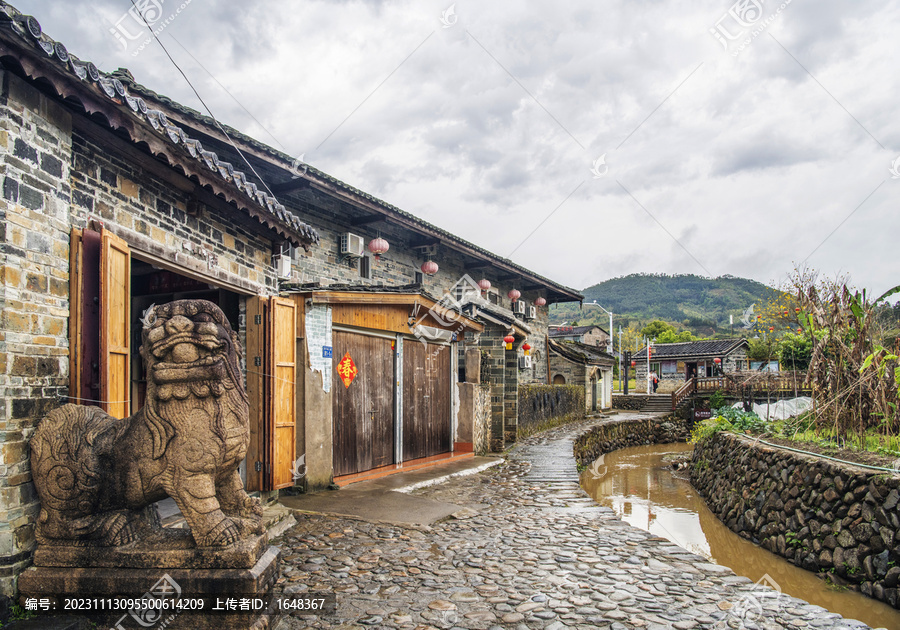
[273,414,876,630]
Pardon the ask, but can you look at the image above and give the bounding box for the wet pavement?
[272,413,879,630]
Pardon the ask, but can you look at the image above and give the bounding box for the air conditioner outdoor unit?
[340,232,365,258]
[526,305,537,320]
[514,300,526,316]
[274,254,292,279]
[518,355,532,369]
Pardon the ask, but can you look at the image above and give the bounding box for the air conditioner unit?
[526,305,537,320]
[518,355,532,369]
[514,300,526,316]
[274,254,292,279]
[340,233,365,258]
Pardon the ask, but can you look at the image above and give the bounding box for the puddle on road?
[581,442,900,629]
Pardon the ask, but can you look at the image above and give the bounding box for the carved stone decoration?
[31,299,263,548]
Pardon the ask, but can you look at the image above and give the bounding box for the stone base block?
[33,529,268,570]
[18,545,280,630]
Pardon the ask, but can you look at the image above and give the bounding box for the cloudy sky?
[27,0,900,296]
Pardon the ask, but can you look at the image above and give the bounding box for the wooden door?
[403,342,451,461]
[269,297,297,489]
[100,230,131,419]
[332,331,394,476]
[246,296,298,491]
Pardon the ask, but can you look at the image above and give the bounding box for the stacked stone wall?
[517,385,584,437]
[692,432,900,608]
[573,416,690,466]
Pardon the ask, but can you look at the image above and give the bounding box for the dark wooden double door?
[332,332,451,477]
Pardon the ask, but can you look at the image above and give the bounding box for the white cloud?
[27,0,900,295]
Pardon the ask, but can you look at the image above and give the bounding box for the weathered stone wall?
[573,416,690,466]
[612,394,647,411]
[472,384,491,456]
[692,432,900,608]
[517,385,584,437]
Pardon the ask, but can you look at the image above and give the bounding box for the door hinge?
[255,461,262,472]
[254,356,261,367]
[254,314,262,325]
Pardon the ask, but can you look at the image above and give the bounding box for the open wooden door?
[269,297,297,489]
[100,230,131,419]
[245,296,267,492]
[245,296,298,491]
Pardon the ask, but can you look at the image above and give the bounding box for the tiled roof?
[549,339,615,366]
[632,338,748,360]
[549,325,607,337]
[0,3,319,246]
[105,66,583,303]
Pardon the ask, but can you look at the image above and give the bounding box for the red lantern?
[477,278,492,293]
[367,237,389,259]
[503,334,515,350]
[522,343,531,356]
[757,315,762,320]
[508,289,521,302]
[713,357,721,364]
[795,307,801,314]
[420,260,439,276]
[534,296,547,307]
[783,310,789,317]
[631,360,636,368]
[797,328,802,333]
[769,326,774,332]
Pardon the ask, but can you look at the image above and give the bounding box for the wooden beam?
[309,291,483,332]
[465,261,494,271]
[351,214,386,226]
[269,178,311,195]
[409,238,441,249]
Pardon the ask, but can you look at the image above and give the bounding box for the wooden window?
[359,255,371,279]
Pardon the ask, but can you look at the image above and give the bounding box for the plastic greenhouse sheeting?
[732,396,813,421]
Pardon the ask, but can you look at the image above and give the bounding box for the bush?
[713,406,767,433]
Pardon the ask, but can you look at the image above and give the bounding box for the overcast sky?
[26,0,900,297]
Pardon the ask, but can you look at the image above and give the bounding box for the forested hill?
[551,273,783,335]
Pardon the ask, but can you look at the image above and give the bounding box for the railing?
[672,378,696,410]
[672,372,810,410]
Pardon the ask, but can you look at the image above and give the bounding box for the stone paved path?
[272,413,877,630]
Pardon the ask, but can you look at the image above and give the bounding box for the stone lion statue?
[31,299,263,548]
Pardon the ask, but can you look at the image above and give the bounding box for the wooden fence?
[672,372,810,410]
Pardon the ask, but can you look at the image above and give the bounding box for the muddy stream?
[580,442,900,629]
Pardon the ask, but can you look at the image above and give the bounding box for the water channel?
[580,442,900,629]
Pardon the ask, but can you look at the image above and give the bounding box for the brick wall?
[0,72,281,597]
[0,71,74,597]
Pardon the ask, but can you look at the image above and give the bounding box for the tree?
[641,320,674,339]
[778,332,812,370]
[656,329,697,343]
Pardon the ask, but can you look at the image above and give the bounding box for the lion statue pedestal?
[18,300,280,630]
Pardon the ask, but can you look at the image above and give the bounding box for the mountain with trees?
[551,273,784,338]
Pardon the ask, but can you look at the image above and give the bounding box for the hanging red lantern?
[757,315,762,320]
[534,296,547,307]
[631,360,637,368]
[503,334,515,350]
[477,278,492,293]
[797,328,802,333]
[508,289,521,303]
[367,237,389,259]
[795,307,801,314]
[769,326,774,332]
[420,260,439,276]
[783,310,789,317]
[522,342,531,355]
[713,357,721,364]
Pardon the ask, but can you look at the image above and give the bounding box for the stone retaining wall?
[573,416,691,466]
[517,384,584,437]
[692,432,900,608]
[612,394,647,410]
